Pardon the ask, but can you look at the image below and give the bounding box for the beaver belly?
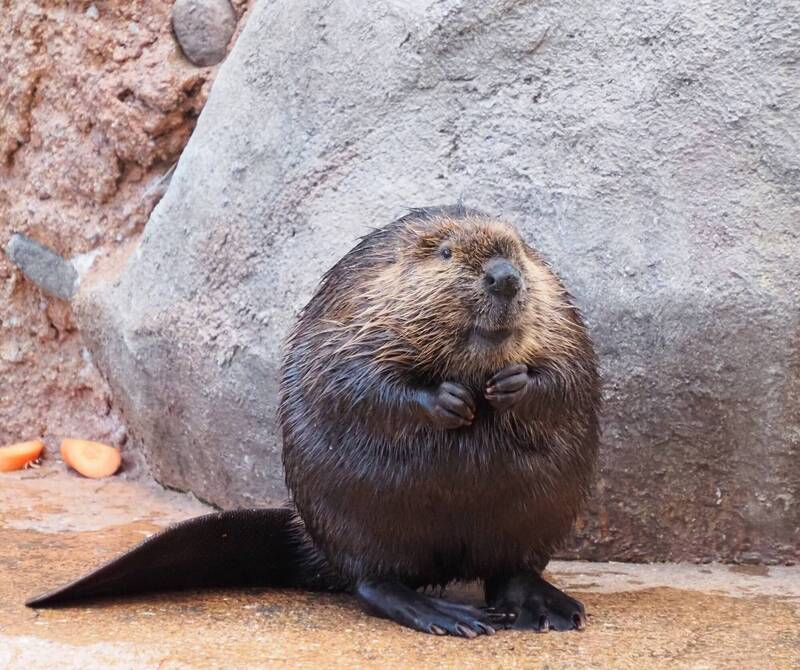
[293,434,579,585]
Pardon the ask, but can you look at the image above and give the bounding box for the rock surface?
[75,0,799,561]
[0,2,249,459]
[172,0,238,67]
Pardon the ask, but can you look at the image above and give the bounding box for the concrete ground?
[1,466,798,670]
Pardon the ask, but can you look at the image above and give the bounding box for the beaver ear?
[406,224,444,253]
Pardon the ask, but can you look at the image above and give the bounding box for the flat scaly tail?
[26,507,333,607]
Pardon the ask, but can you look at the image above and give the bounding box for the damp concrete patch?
[0,465,210,534]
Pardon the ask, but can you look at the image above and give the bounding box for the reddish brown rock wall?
[0,1,246,455]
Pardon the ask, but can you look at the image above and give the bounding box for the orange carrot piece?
[0,440,45,472]
[60,439,121,479]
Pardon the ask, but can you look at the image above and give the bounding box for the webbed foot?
[485,572,586,632]
[356,580,497,638]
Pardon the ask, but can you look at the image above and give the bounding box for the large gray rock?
[75,0,799,562]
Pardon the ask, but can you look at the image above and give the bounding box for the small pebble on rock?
[171,0,237,67]
[5,233,78,301]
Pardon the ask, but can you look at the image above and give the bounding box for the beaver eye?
[439,245,452,260]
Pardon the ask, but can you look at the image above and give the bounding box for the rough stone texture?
[0,2,249,459]
[3,468,800,669]
[172,0,238,67]
[73,0,799,561]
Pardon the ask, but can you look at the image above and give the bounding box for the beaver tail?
[26,508,337,607]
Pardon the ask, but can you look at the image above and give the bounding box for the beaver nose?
[483,258,521,299]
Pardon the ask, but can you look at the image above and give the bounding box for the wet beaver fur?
[28,205,600,639]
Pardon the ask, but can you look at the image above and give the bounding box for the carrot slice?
[0,440,45,472]
[60,439,121,479]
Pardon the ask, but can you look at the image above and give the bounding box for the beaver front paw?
[417,382,475,429]
[485,364,529,411]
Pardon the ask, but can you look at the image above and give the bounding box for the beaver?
[27,205,600,639]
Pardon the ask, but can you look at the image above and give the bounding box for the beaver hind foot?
[356,581,513,638]
[485,573,587,632]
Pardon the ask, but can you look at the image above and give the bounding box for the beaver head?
[341,207,579,382]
